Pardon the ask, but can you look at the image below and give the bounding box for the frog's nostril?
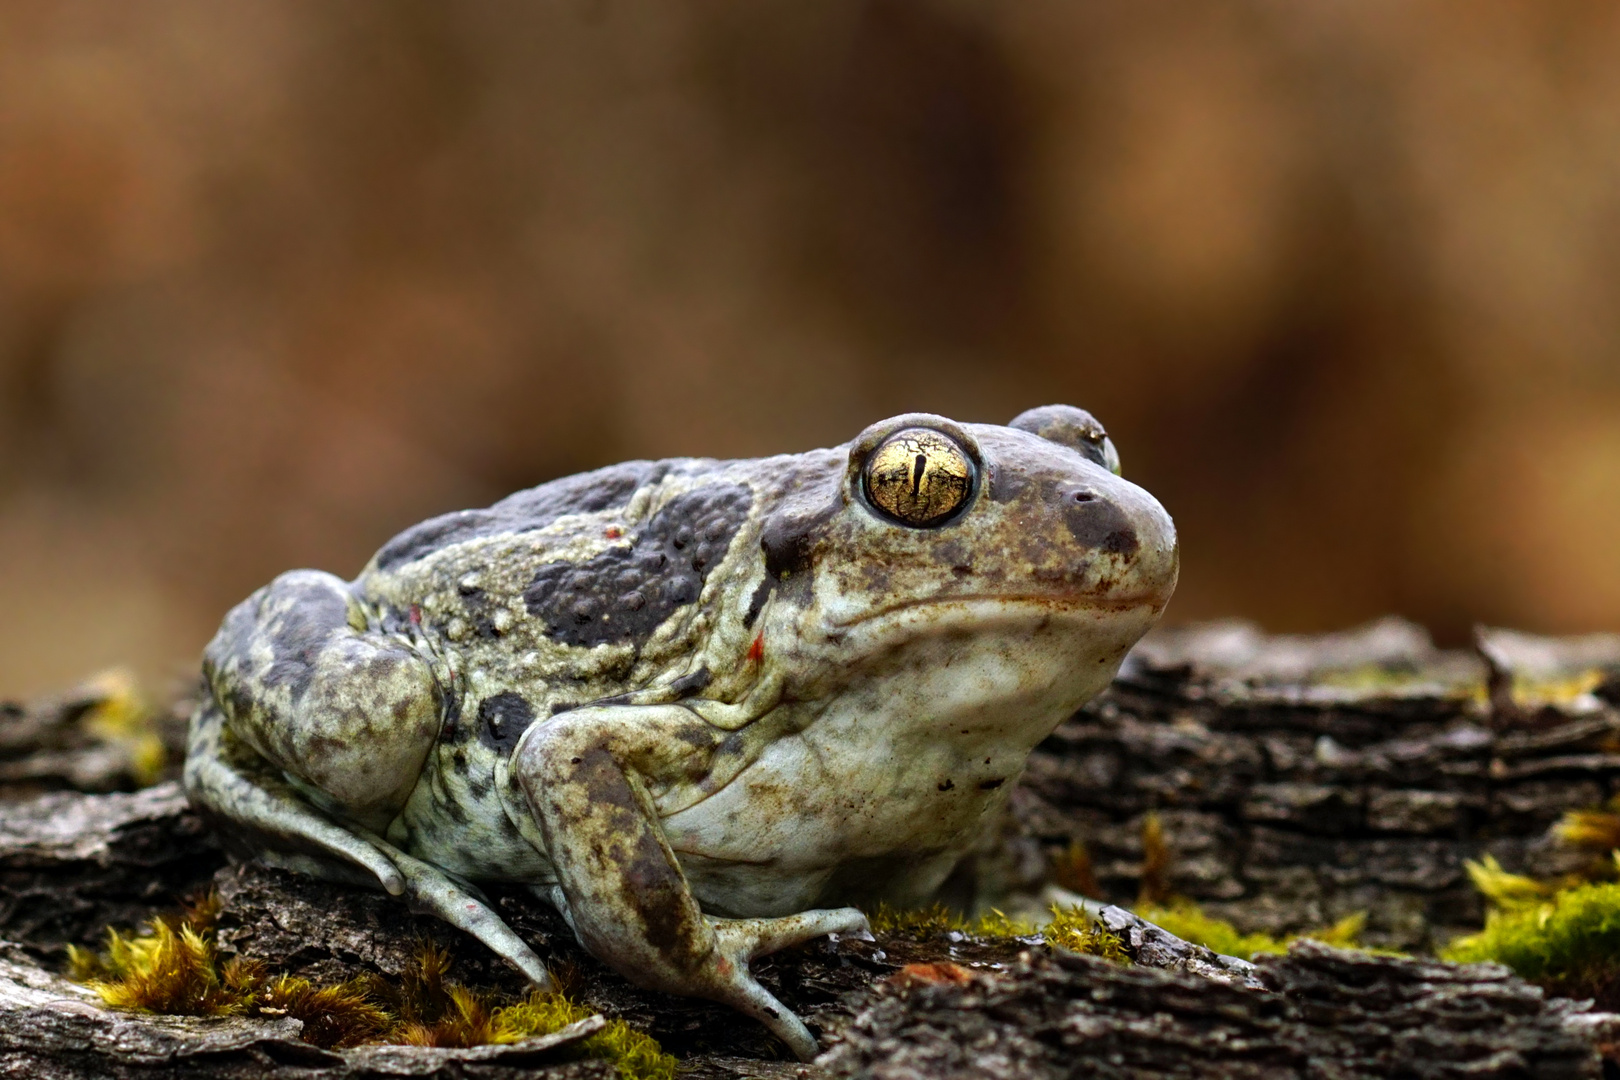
[1072,491,1096,504]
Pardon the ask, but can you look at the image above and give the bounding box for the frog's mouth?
[825,589,1172,632]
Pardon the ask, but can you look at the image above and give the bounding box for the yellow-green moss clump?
[66,896,675,1079]
[1136,901,1370,961]
[866,902,1038,938]
[1043,906,1130,963]
[1442,798,1620,1000]
[1445,855,1620,1004]
[866,902,1131,964]
[78,668,170,787]
[494,990,674,1080]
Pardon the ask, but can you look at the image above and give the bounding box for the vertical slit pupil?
[912,453,927,496]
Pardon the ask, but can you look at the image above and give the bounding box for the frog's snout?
[1063,478,1178,606]
[1062,485,1142,557]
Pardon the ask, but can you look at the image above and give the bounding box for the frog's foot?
[376,840,554,990]
[704,907,871,1061]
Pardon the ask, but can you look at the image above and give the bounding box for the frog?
[183,405,1177,1060]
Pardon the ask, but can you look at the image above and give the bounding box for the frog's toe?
[384,844,555,990]
[711,907,871,962]
[725,978,819,1062]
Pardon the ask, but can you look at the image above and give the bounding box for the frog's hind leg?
[188,568,553,988]
[187,699,555,988]
[185,697,408,894]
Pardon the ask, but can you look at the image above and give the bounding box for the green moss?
[70,918,250,1016]
[257,973,393,1048]
[1043,906,1130,963]
[78,668,170,787]
[495,990,677,1080]
[67,902,675,1077]
[1442,880,1620,992]
[1463,855,1567,910]
[868,901,1128,962]
[1137,901,1371,961]
[865,902,1036,938]
[1555,798,1620,859]
[1138,812,1173,905]
[66,891,251,1017]
[866,902,964,936]
[1513,668,1607,707]
[970,908,1035,937]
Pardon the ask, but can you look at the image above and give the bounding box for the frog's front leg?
[511,705,868,1062]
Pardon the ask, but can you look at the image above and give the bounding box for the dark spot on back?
[671,723,714,751]
[440,796,471,825]
[979,777,1005,790]
[668,667,712,698]
[524,485,753,650]
[306,734,344,758]
[458,587,504,639]
[373,461,675,571]
[937,779,955,792]
[759,496,839,579]
[742,577,772,630]
[253,582,356,703]
[477,691,537,755]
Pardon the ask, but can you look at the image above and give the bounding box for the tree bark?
[4,619,1620,1077]
[1015,619,1620,950]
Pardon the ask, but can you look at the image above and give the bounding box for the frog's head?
[749,405,1176,754]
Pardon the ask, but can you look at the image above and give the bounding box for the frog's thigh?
[205,569,442,820]
[512,708,868,1060]
[186,700,554,989]
[184,698,408,895]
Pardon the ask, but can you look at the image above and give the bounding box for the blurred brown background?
[2,0,1619,698]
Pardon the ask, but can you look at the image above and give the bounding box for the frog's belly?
[659,728,1020,917]
[389,747,555,883]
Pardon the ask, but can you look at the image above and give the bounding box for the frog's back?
[356,454,815,879]
[369,460,676,577]
[359,458,743,699]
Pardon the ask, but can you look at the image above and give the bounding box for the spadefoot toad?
[185,406,1177,1058]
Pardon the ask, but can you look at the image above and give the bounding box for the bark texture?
[820,941,1617,1079]
[4,621,1620,1076]
[1016,619,1620,949]
[0,784,223,958]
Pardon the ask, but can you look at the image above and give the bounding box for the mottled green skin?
[184,407,1177,1059]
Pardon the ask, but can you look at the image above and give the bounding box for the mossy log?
[1014,618,1620,951]
[3,620,1620,1076]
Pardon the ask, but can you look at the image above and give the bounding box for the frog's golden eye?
[863,428,975,527]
